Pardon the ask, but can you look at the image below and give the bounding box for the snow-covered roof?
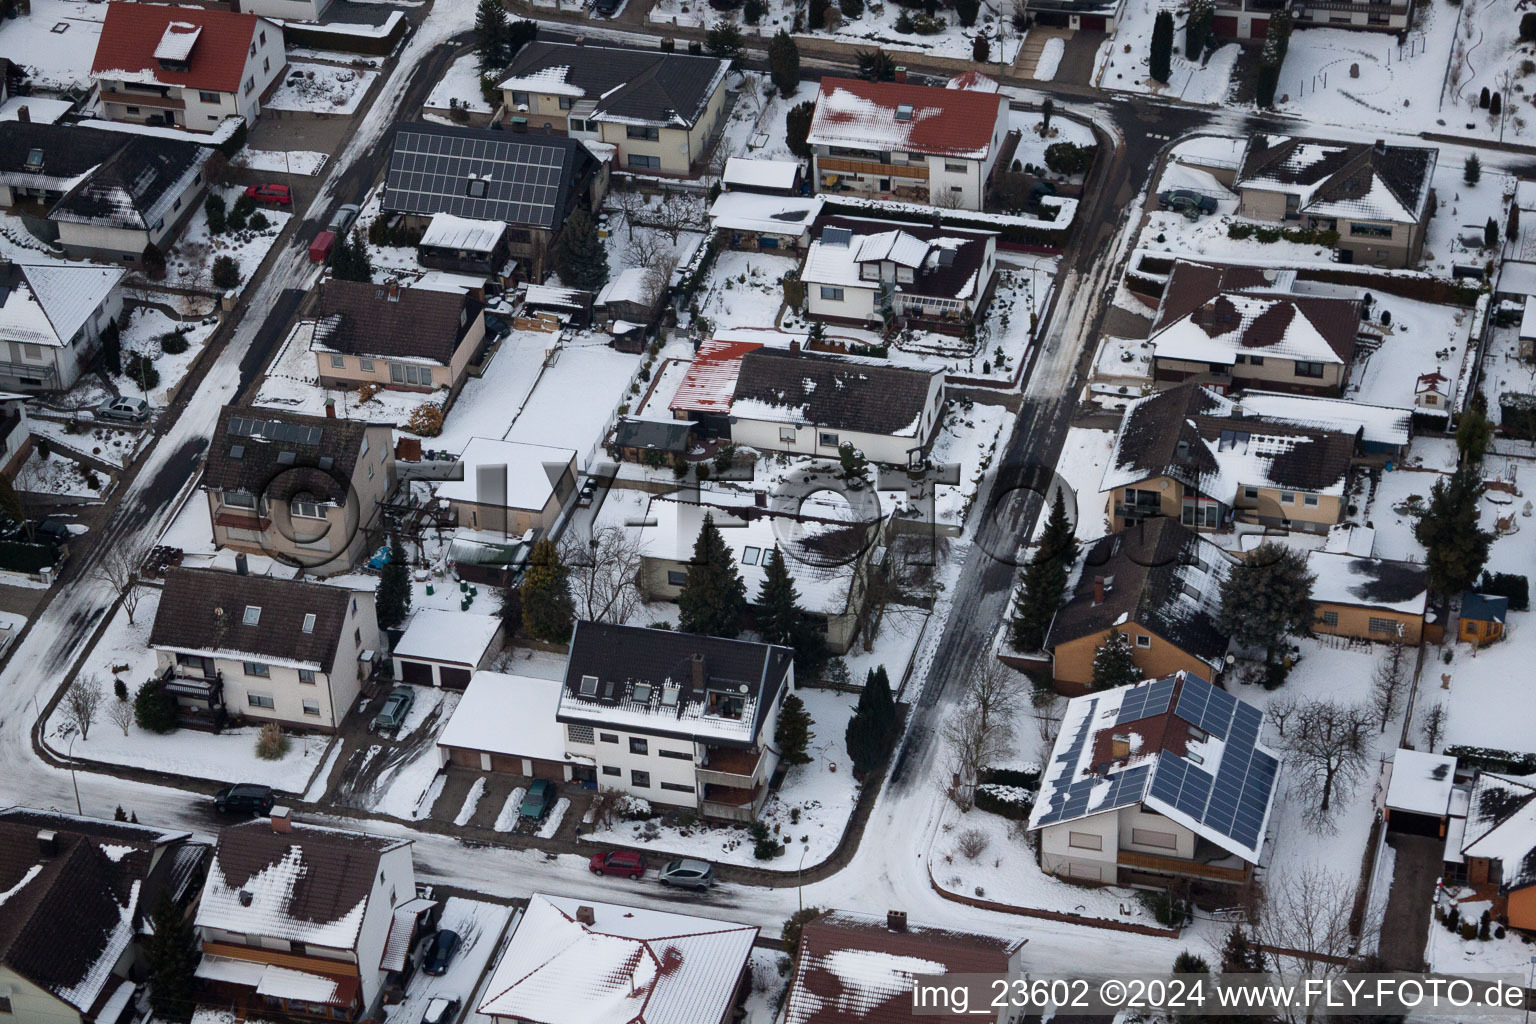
[1306,551,1427,616]
[1499,260,1536,299]
[801,217,994,302]
[1461,773,1536,887]
[1386,749,1457,816]
[1152,291,1351,366]
[708,191,823,237]
[393,608,501,666]
[1522,296,1536,341]
[524,283,588,309]
[478,893,758,1024]
[668,336,766,414]
[0,97,74,124]
[945,70,999,92]
[0,260,124,349]
[152,22,202,62]
[434,436,576,510]
[256,965,341,1003]
[1237,135,1436,224]
[1235,391,1410,449]
[419,212,506,253]
[497,43,730,130]
[808,77,1004,160]
[437,670,567,762]
[596,267,656,309]
[721,157,801,192]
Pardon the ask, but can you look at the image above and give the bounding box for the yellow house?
[1307,550,1428,644]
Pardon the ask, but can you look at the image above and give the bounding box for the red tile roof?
[92,3,261,96]
[808,77,1005,160]
[668,336,764,414]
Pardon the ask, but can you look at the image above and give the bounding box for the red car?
[588,850,648,879]
[244,183,292,206]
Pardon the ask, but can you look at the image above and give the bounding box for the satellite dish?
[738,684,749,694]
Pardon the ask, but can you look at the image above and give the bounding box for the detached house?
[1306,550,1429,644]
[0,808,209,1024]
[49,134,213,264]
[195,813,424,1022]
[91,5,286,130]
[202,406,395,575]
[0,259,124,391]
[0,122,126,210]
[497,42,731,176]
[1029,671,1281,887]
[433,436,578,537]
[308,279,488,398]
[1235,136,1437,268]
[148,565,382,731]
[808,77,1010,210]
[1454,771,1536,931]
[555,622,795,821]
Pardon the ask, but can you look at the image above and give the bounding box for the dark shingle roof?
[0,122,126,188]
[203,405,375,506]
[614,416,693,453]
[500,42,729,129]
[1238,135,1435,222]
[1152,261,1361,364]
[148,566,356,673]
[733,349,941,438]
[50,134,208,231]
[312,279,478,364]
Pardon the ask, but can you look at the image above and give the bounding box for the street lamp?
[65,734,82,816]
[797,845,810,913]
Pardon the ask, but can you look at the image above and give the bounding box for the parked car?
[327,203,361,235]
[245,183,293,206]
[589,849,648,879]
[1157,188,1217,216]
[309,230,336,264]
[658,858,715,889]
[520,778,554,821]
[593,0,621,14]
[578,480,597,508]
[421,995,460,1024]
[32,516,75,547]
[96,396,150,423]
[214,783,275,815]
[370,687,415,733]
[422,929,461,976]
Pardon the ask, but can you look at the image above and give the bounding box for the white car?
[422,995,460,1024]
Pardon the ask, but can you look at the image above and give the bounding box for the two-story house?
[0,122,126,211]
[1100,382,1360,534]
[194,811,424,1021]
[48,134,213,264]
[0,807,209,1024]
[1291,0,1413,31]
[382,122,604,282]
[497,43,731,176]
[147,565,382,731]
[555,622,795,821]
[308,278,488,400]
[1235,136,1437,268]
[202,406,395,575]
[0,259,123,391]
[1029,671,1281,888]
[807,77,1010,210]
[90,4,285,130]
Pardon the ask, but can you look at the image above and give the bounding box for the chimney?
[1092,576,1105,606]
[690,652,706,690]
[387,279,400,302]
[789,338,801,354]
[16,105,29,123]
[235,552,248,575]
[238,889,253,907]
[36,829,56,857]
[324,397,336,419]
[887,910,907,932]
[894,66,907,83]
[270,805,292,833]
[1373,138,1386,155]
[575,905,596,926]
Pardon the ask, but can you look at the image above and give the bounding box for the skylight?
[242,606,261,626]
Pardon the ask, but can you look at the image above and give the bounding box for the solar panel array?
[1116,675,1177,724]
[1174,679,1238,739]
[226,416,323,446]
[387,129,568,229]
[1202,703,1276,851]
[1148,751,1215,822]
[1035,763,1152,826]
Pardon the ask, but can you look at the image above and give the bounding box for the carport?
[1384,748,1458,837]
[392,609,502,689]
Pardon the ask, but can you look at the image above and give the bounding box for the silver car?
[96,396,150,422]
[658,858,715,889]
[328,203,361,235]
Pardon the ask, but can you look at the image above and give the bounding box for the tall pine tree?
[768,30,800,95]
[1149,11,1174,83]
[1009,489,1078,652]
[1415,466,1493,596]
[520,538,574,642]
[775,691,814,765]
[376,534,411,631]
[678,512,747,638]
[553,208,609,292]
[1217,541,1315,666]
[475,0,510,72]
[146,893,199,1022]
[845,665,897,776]
[757,547,826,672]
[1091,630,1142,690]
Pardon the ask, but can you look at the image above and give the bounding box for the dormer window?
[895,103,913,122]
[579,674,599,697]
[243,606,261,625]
[24,149,43,171]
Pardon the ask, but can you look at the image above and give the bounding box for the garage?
[399,660,434,686]
[1384,749,1458,838]
[439,666,473,689]
[436,671,578,782]
[1078,14,1106,30]
[391,609,502,689]
[1211,14,1238,35]
[1249,16,1268,37]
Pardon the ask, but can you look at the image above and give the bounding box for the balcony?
[1118,848,1251,883]
[214,509,272,532]
[696,746,766,788]
[819,156,930,181]
[701,782,765,822]
[101,90,186,110]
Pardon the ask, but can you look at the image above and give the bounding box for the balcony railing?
[101,90,186,109]
[819,156,930,181]
[1118,848,1251,883]
[697,746,766,788]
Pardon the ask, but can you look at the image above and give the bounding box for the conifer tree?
[376,534,411,631]
[1415,466,1493,596]
[554,208,609,292]
[1465,153,1482,186]
[677,512,747,638]
[1009,489,1078,652]
[1217,541,1315,667]
[769,30,801,95]
[1091,630,1141,690]
[1149,11,1174,83]
[146,893,198,1022]
[775,691,814,764]
[475,0,510,72]
[757,547,826,671]
[520,538,574,642]
[845,664,896,776]
[1218,925,1266,973]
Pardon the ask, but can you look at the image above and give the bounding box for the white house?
[0,259,123,391]
[807,76,1010,210]
[91,4,286,131]
[48,136,213,264]
[801,217,998,327]
[555,622,795,821]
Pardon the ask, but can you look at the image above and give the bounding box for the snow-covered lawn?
[16,449,107,500]
[694,249,794,329]
[1007,107,1096,182]
[50,588,332,790]
[1426,891,1531,973]
[1345,294,1475,411]
[267,63,379,115]
[585,688,859,868]
[29,420,148,472]
[425,53,493,114]
[742,948,792,1024]
[0,0,105,91]
[1423,162,1513,279]
[894,398,1013,528]
[382,897,514,1024]
[434,330,550,451]
[233,149,330,176]
[1096,0,1236,103]
[118,306,219,401]
[635,357,691,418]
[1043,426,1114,544]
[164,187,291,295]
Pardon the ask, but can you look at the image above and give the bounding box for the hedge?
[1502,392,1536,441]
[975,784,1034,819]
[1480,571,1530,612]
[1445,745,1536,775]
[0,540,57,574]
[981,766,1041,789]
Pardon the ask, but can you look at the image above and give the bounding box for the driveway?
[1056,30,1109,88]
[1378,833,1444,970]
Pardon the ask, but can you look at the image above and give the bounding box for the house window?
[360,357,374,371]
[629,737,648,755]
[602,765,621,776]
[631,770,651,788]
[660,781,694,793]
[667,570,687,586]
[250,42,257,57]
[125,106,140,114]
[225,491,257,509]
[567,724,594,744]
[390,363,434,386]
[0,994,11,1013]
[818,432,839,447]
[199,90,220,103]
[600,732,619,743]
[245,76,255,96]
[820,286,844,301]
[1243,486,1259,501]
[299,669,317,685]
[1350,222,1393,238]
[944,160,967,173]
[1131,828,1179,850]
[260,29,266,44]
[292,500,325,519]
[1304,493,1319,507]
[570,118,587,132]
[741,546,761,566]
[1294,360,1326,378]
[263,57,270,73]
[1279,491,1296,504]
[1320,610,1340,627]
[778,427,796,442]
[626,154,661,170]
[1068,831,1102,850]
[247,692,275,709]
[302,613,316,634]
[244,662,270,678]
[659,748,692,760]
[511,91,530,106]
[1248,355,1264,366]
[1135,634,1151,648]
[1424,394,1438,406]
[330,354,346,368]
[243,605,262,625]
[1369,616,1401,636]
[302,699,321,716]
[558,96,573,110]
[626,125,660,141]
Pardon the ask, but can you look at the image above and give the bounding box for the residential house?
[48,134,213,263]
[667,333,765,437]
[802,217,998,330]
[148,565,382,731]
[497,43,731,176]
[1455,770,1536,929]
[1306,550,1428,644]
[709,191,824,252]
[90,5,286,130]
[555,622,795,820]
[1234,389,1411,459]
[613,416,694,462]
[722,156,804,195]
[194,812,423,1021]
[946,69,1001,92]
[202,405,396,574]
[478,894,757,1023]
[1291,0,1413,31]
[635,492,884,654]
[416,213,509,275]
[308,279,489,398]
[1147,260,1363,395]
[433,436,577,536]
[807,77,1010,210]
[1459,591,1509,646]
[1045,518,1233,693]
[1100,383,1360,534]
[382,122,604,282]
[1235,136,1437,268]
[0,259,124,391]
[1029,671,1280,886]
[784,911,1025,1024]
[728,346,946,465]
[392,609,502,688]
[0,122,127,210]
[436,671,573,777]
[0,808,209,1024]
[1384,749,1457,837]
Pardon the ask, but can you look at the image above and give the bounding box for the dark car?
[422,929,461,976]
[578,479,597,508]
[593,0,621,14]
[370,687,415,733]
[245,183,293,206]
[658,858,715,889]
[589,849,648,878]
[215,783,275,815]
[520,779,554,821]
[32,516,75,547]
[1157,188,1217,215]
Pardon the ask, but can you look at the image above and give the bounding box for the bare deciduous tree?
[940,662,1027,811]
[933,188,966,210]
[1255,864,1365,1013]
[967,659,1032,738]
[1420,701,1447,751]
[1368,639,1412,733]
[107,697,135,737]
[561,525,645,625]
[1266,693,1300,737]
[624,229,671,271]
[651,193,702,243]
[62,674,103,741]
[1278,700,1373,832]
[610,190,648,240]
[95,549,144,625]
[642,254,680,308]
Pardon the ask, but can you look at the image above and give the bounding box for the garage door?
[448,747,481,769]
[531,759,566,781]
[1211,15,1238,35]
[399,659,434,685]
[490,753,524,774]
[439,666,472,690]
[1249,16,1268,38]
[1034,10,1069,26]
[1079,15,1106,30]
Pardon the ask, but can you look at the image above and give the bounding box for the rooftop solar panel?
[385,126,578,230]
[1116,675,1176,724]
